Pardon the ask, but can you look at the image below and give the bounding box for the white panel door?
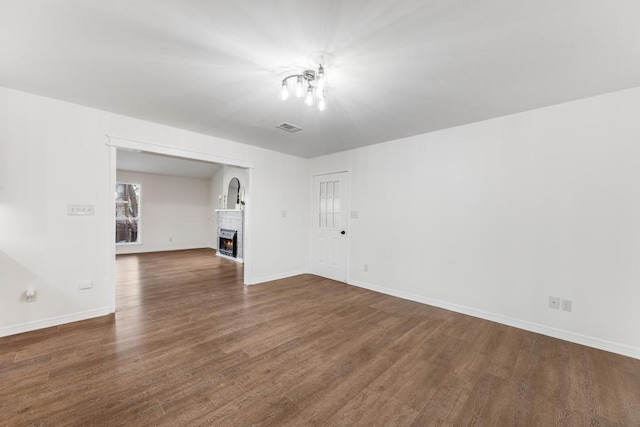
[310,172,348,282]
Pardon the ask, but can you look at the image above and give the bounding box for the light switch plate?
[68,204,95,215]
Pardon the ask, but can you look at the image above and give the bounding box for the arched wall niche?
[227,177,240,209]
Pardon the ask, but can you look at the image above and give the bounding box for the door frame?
[309,170,350,283]
[106,134,254,313]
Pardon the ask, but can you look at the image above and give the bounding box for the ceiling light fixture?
[280,64,327,111]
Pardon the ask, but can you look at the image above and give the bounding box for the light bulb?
[316,65,326,94]
[295,76,304,98]
[305,86,314,106]
[280,81,289,101]
[316,79,325,96]
[318,97,326,111]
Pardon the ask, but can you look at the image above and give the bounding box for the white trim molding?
[245,269,308,286]
[0,307,111,338]
[348,279,640,361]
[116,244,212,255]
[106,135,254,169]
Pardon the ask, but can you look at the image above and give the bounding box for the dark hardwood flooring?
[1,248,639,426]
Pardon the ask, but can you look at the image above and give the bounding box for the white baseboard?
[116,244,210,255]
[246,269,308,286]
[0,307,112,338]
[348,279,640,361]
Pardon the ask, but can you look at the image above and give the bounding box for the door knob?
[341,230,346,235]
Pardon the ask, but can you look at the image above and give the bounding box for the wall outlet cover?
[549,296,560,309]
[78,280,93,290]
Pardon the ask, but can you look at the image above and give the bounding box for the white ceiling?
[1,1,639,158]
[117,150,222,179]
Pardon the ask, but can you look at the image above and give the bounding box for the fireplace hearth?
[218,229,237,257]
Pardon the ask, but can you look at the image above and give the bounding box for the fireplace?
[216,210,244,262]
[218,229,237,257]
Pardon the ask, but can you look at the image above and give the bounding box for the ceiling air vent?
[276,122,303,133]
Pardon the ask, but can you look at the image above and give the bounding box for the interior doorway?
[106,135,254,313]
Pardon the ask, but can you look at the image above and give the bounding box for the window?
[115,182,141,244]
[319,180,340,229]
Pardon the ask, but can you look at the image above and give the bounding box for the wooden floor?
[1,249,639,426]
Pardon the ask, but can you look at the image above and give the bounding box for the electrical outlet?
[26,288,37,302]
[78,280,93,290]
[561,299,572,312]
[549,296,560,309]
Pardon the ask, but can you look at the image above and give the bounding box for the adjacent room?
[1,1,640,425]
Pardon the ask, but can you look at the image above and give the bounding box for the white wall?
[310,87,640,359]
[115,170,212,254]
[209,167,225,247]
[0,86,309,336]
[249,158,309,283]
